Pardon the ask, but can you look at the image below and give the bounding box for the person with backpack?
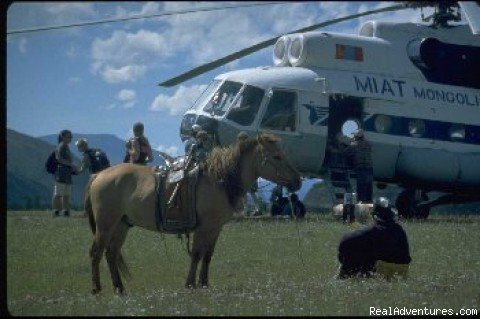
[75,138,111,174]
[52,129,77,217]
[124,122,153,165]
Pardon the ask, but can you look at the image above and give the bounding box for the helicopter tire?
[395,189,416,219]
[414,206,430,219]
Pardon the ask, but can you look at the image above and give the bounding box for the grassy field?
[6,211,480,316]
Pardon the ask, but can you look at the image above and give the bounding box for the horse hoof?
[199,284,209,289]
[91,288,101,295]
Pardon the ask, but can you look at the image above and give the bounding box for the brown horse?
[85,133,301,294]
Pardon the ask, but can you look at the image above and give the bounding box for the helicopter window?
[226,85,264,126]
[341,119,361,138]
[408,119,426,138]
[203,81,243,116]
[260,90,297,132]
[466,126,480,145]
[191,80,222,111]
[374,115,392,133]
[449,124,465,142]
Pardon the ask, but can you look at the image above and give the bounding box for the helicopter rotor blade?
[159,3,407,87]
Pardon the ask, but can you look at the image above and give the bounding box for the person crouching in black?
[337,197,411,279]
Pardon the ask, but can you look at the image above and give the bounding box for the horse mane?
[205,133,279,207]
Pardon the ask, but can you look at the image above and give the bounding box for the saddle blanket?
[154,165,200,234]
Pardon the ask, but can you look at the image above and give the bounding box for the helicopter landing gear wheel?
[395,189,416,219]
[396,189,431,219]
[415,205,430,219]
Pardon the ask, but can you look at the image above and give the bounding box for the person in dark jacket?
[345,129,373,203]
[337,197,411,279]
[124,122,153,165]
[270,185,288,216]
[75,138,110,174]
[52,129,78,217]
[283,193,306,219]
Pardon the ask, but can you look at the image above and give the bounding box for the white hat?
[75,138,88,148]
[192,124,202,132]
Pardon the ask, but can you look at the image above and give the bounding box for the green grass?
[6,211,480,316]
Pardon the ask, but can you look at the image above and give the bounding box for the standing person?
[337,197,412,279]
[184,124,213,164]
[52,129,77,217]
[75,138,110,174]
[243,179,263,216]
[345,129,373,203]
[124,122,153,165]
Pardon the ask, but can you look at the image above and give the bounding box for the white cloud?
[44,3,97,25]
[18,38,27,54]
[156,145,180,157]
[91,29,170,83]
[117,89,136,101]
[101,64,147,83]
[150,84,207,115]
[115,89,137,108]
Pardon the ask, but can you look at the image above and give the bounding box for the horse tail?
[85,174,98,235]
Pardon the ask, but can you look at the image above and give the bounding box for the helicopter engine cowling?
[283,31,390,73]
[273,36,291,66]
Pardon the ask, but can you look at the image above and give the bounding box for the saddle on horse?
[154,159,200,234]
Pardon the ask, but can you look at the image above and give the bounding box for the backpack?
[45,150,58,175]
[86,148,110,173]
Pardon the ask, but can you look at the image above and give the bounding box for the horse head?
[255,134,301,192]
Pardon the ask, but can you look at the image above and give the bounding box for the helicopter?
[159,1,480,219]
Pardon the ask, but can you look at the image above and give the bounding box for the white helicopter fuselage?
[181,21,480,194]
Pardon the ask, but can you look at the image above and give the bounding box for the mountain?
[6,128,89,209]
[39,133,166,167]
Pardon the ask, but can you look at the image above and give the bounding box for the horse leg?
[185,230,210,289]
[198,229,221,288]
[185,247,201,288]
[90,232,108,294]
[105,221,130,295]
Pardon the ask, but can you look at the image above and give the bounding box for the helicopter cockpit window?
[203,81,243,116]
[226,85,264,126]
[191,80,222,111]
[260,90,297,132]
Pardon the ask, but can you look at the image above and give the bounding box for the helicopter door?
[326,95,363,167]
[258,88,321,174]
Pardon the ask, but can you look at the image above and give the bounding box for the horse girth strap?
[154,166,200,234]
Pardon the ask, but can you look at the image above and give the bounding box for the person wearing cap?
[337,197,411,279]
[124,122,153,165]
[345,128,373,203]
[75,138,110,174]
[184,124,213,164]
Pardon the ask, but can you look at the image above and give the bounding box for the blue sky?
[6,1,443,156]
